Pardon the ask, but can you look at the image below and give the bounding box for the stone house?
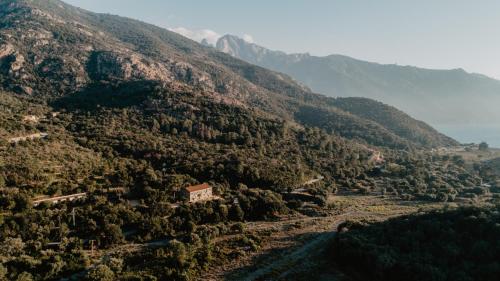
[182,183,213,203]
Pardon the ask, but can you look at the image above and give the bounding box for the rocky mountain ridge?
[215,34,500,129]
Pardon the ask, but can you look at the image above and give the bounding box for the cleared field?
[436,147,500,163]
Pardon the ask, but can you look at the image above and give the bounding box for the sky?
[64,0,500,79]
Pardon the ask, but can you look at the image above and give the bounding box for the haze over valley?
[212,34,500,147]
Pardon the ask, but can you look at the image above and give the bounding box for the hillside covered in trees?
[330,206,500,281]
[0,0,497,280]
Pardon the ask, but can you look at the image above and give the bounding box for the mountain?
[1,1,492,280]
[215,34,500,138]
[0,0,455,148]
[200,38,212,47]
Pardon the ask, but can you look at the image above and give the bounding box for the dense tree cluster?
[330,97,457,147]
[330,206,500,281]
[477,157,500,185]
[296,105,411,149]
[377,151,483,202]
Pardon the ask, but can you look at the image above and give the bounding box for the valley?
[0,1,498,281]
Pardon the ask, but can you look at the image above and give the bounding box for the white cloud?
[168,27,256,46]
[168,27,221,45]
[242,34,254,43]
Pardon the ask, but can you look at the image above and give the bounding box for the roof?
[184,183,211,193]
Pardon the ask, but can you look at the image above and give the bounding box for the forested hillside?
[330,206,500,281]
[0,0,495,280]
[330,97,455,147]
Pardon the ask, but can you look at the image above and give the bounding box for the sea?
[435,124,500,148]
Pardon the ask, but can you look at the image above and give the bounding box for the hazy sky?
[64,0,500,79]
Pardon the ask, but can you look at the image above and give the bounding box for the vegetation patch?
[330,206,500,281]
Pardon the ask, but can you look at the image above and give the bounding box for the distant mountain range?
[215,35,500,145]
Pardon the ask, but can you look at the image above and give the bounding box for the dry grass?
[437,148,500,163]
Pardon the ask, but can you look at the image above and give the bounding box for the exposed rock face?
[0,44,15,59]
[87,51,215,91]
[170,61,214,90]
[88,51,152,81]
[9,53,24,72]
[0,43,24,75]
[216,35,274,64]
[0,1,256,101]
[20,85,33,95]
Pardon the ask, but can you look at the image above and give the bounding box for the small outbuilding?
[182,183,213,203]
[32,192,87,206]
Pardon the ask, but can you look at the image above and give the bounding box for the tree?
[84,265,115,281]
[99,224,124,247]
[104,257,123,274]
[0,264,7,280]
[167,240,188,268]
[0,237,25,259]
[13,193,31,212]
[479,142,489,151]
[229,204,244,221]
[16,272,33,281]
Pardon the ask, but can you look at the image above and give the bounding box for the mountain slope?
[0,2,491,281]
[329,97,455,147]
[0,0,455,148]
[216,34,500,130]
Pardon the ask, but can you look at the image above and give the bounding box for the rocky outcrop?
[0,43,15,59]
[87,51,216,92]
[87,51,173,82]
[0,43,26,79]
[170,61,214,90]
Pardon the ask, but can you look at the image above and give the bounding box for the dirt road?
[237,230,337,281]
[209,196,440,281]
